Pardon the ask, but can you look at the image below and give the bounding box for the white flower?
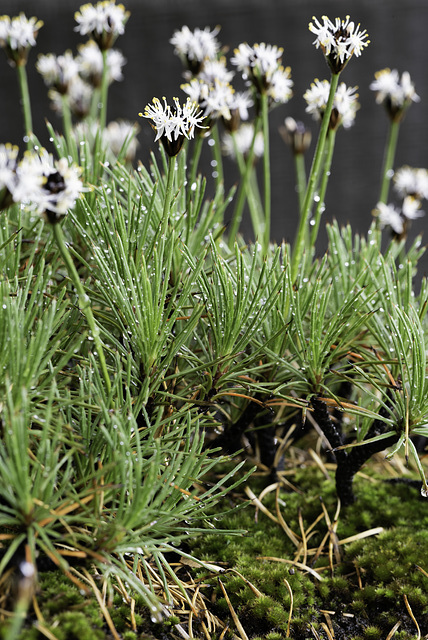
[0,13,43,65]
[198,57,234,85]
[36,51,79,93]
[231,42,283,79]
[170,25,220,72]
[376,202,404,235]
[375,198,424,236]
[394,166,428,201]
[222,123,264,160]
[309,15,369,73]
[0,144,19,194]
[231,42,293,105]
[74,1,129,50]
[229,91,253,122]
[402,195,424,221]
[304,79,359,129]
[77,41,126,86]
[140,96,206,155]
[370,68,419,119]
[181,78,236,121]
[267,66,293,104]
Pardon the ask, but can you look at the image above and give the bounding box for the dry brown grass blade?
[283,578,293,638]
[415,564,428,579]
[275,485,300,547]
[218,578,249,640]
[322,610,335,638]
[385,621,402,639]
[404,594,421,639]
[256,556,324,581]
[297,508,308,566]
[308,448,331,479]
[320,621,335,640]
[227,569,263,597]
[338,527,384,545]
[244,485,279,524]
[81,568,121,640]
[34,622,60,640]
[321,498,341,570]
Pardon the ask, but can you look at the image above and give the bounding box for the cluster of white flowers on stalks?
[0,1,426,238]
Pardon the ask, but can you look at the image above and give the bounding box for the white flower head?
[170,25,220,74]
[77,40,126,87]
[394,166,428,201]
[376,202,404,235]
[0,13,43,66]
[309,15,369,73]
[140,96,206,156]
[36,51,80,94]
[231,42,293,108]
[15,149,84,221]
[198,57,234,85]
[74,1,129,50]
[370,68,420,121]
[375,198,424,238]
[222,123,264,160]
[0,143,19,195]
[304,78,359,129]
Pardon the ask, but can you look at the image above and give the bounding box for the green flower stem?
[186,132,204,223]
[61,95,78,164]
[261,92,271,255]
[294,152,307,214]
[91,50,110,184]
[227,120,262,248]
[210,122,224,189]
[162,155,176,233]
[291,72,340,281]
[310,127,336,245]
[99,49,109,131]
[52,221,111,397]
[16,63,33,149]
[378,119,400,205]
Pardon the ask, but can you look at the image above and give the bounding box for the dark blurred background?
[1,0,427,276]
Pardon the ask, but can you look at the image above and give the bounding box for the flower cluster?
[36,51,80,95]
[77,40,126,86]
[74,1,129,50]
[0,144,84,222]
[309,15,369,73]
[230,42,293,108]
[370,68,420,121]
[0,13,43,66]
[36,42,126,119]
[140,96,206,156]
[376,199,424,238]
[394,166,428,201]
[304,79,359,129]
[170,25,220,75]
[375,166,428,238]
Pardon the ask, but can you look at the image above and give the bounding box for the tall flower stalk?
[370,68,420,206]
[291,72,339,280]
[0,13,43,147]
[291,14,369,281]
